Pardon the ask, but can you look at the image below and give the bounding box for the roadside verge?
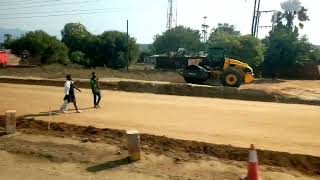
[1,76,319,106]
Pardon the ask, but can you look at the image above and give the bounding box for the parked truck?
[0,51,8,68]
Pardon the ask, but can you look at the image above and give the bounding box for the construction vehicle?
[180,48,254,88]
[19,50,29,65]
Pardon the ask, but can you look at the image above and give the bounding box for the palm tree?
[4,34,12,41]
[281,0,302,12]
[277,0,309,31]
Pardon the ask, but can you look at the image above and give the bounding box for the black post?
[251,0,258,36]
[126,20,129,71]
[255,11,261,37]
[254,0,261,37]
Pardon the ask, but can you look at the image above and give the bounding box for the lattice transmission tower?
[167,0,177,29]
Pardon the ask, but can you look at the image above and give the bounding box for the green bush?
[70,51,85,64]
[153,26,202,54]
[61,23,139,69]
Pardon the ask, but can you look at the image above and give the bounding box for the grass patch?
[0,64,184,83]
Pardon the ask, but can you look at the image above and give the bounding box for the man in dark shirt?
[90,72,101,108]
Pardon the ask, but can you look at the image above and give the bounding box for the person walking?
[90,72,101,108]
[60,75,82,113]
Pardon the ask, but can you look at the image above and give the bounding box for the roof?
[150,54,207,58]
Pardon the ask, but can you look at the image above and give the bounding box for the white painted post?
[5,110,16,134]
[126,130,141,162]
[48,106,52,130]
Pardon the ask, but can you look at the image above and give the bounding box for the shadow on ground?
[20,107,94,119]
[251,79,286,84]
[0,118,5,137]
[0,131,6,137]
[86,157,131,172]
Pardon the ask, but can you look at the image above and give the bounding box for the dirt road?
[242,79,320,100]
[1,83,320,156]
[1,134,317,180]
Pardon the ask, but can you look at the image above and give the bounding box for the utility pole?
[127,20,129,71]
[256,10,276,37]
[255,11,261,37]
[251,0,258,36]
[272,11,279,32]
[254,0,261,37]
[251,0,261,37]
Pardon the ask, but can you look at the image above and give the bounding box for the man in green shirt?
[90,72,101,108]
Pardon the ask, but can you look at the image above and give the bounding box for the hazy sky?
[0,0,319,44]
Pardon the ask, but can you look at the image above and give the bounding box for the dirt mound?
[1,116,318,176]
[8,54,20,65]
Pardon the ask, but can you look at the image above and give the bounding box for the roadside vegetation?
[0,64,184,82]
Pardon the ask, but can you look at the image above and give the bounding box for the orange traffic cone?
[247,144,261,180]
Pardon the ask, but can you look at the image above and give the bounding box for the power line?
[0,0,101,11]
[0,8,121,16]
[0,10,121,20]
[0,0,62,6]
[0,0,35,5]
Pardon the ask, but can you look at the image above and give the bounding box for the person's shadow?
[0,131,6,137]
[86,157,131,172]
[0,118,7,137]
[21,107,95,119]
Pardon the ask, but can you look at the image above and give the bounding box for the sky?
[0,0,319,45]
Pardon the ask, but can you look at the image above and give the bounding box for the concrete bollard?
[126,130,141,162]
[5,110,16,134]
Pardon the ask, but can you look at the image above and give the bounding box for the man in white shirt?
[60,75,82,113]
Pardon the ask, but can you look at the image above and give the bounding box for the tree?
[263,0,316,77]
[276,0,309,31]
[70,51,86,65]
[263,29,299,75]
[97,31,139,68]
[309,45,320,63]
[153,26,202,54]
[6,30,69,64]
[211,23,240,37]
[4,34,12,41]
[2,34,13,48]
[61,23,91,53]
[61,23,139,69]
[208,24,264,68]
[236,35,265,67]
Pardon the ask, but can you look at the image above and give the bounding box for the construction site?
[1,52,320,180]
[1,0,320,180]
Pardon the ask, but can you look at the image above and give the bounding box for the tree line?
[150,0,320,77]
[3,23,139,69]
[1,0,319,77]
